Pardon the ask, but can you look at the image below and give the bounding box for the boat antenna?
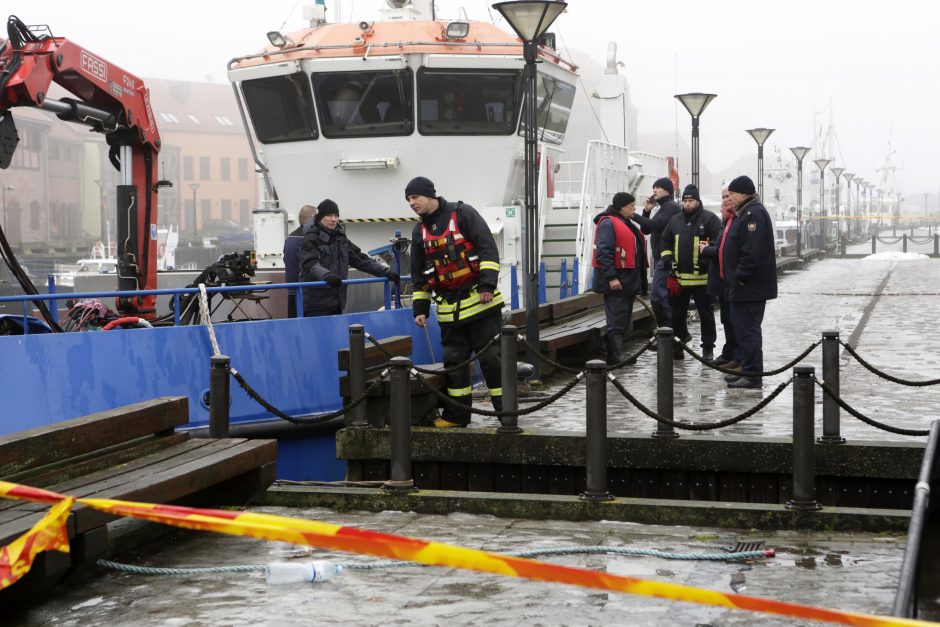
[482,0,496,24]
[278,0,302,33]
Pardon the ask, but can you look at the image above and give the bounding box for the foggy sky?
[7,0,938,198]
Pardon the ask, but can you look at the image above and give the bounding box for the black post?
[347,325,368,428]
[818,331,845,444]
[839,235,846,257]
[902,234,908,253]
[652,327,678,439]
[872,232,877,255]
[934,233,939,256]
[523,40,541,381]
[497,325,522,434]
[384,356,416,493]
[581,359,613,501]
[690,116,700,189]
[787,365,821,510]
[209,355,230,438]
[795,162,803,257]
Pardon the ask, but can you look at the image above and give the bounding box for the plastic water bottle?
[264,560,343,585]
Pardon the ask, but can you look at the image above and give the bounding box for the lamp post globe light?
[493,0,567,380]
[675,93,717,189]
[746,128,775,199]
[789,147,811,257]
[813,158,831,250]
[829,166,844,245]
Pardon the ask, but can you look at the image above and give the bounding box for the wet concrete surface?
[488,250,939,443]
[14,506,907,626]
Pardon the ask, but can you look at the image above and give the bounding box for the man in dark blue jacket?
[283,204,317,318]
[591,192,648,366]
[720,176,777,389]
[634,178,680,329]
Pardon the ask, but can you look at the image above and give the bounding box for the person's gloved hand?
[324,274,342,287]
[667,276,682,298]
[387,271,400,284]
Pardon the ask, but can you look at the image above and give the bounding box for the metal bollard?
[871,233,877,255]
[347,325,368,428]
[935,234,939,256]
[839,235,846,257]
[384,356,416,493]
[787,365,821,510]
[581,359,613,502]
[209,355,231,438]
[497,325,522,434]
[818,331,845,444]
[902,234,908,253]
[652,327,678,439]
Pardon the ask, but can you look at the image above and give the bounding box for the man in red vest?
[591,192,648,366]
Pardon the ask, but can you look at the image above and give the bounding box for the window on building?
[200,199,212,227]
[238,158,249,181]
[220,157,231,181]
[221,199,232,221]
[183,156,194,180]
[199,157,210,180]
[30,201,40,229]
[159,112,180,123]
[241,72,317,143]
[417,68,522,136]
[188,114,201,125]
[313,69,414,138]
[239,199,250,224]
[518,73,575,145]
[214,116,234,127]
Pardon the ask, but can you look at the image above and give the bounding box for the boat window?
[312,69,414,138]
[417,68,522,135]
[241,73,318,144]
[519,73,575,145]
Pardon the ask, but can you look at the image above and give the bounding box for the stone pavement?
[13,506,906,626]
[488,254,940,443]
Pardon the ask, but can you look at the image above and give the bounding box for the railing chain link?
[678,339,821,378]
[838,339,940,386]
[814,378,930,437]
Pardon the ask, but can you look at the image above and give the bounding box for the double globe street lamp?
[675,93,717,189]
[746,128,775,199]
[493,0,567,381]
[789,147,811,257]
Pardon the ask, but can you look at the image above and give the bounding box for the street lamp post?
[189,183,200,234]
[853,178,864,238]
[813,159,831,250]
[675,93,717,189]
[493,0,567,381]
[746,128,775,200]
[867,183,877,236]
[829,166,844,246]
[842,172,854,242]
[789,147,811,257]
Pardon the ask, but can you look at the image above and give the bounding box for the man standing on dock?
[634,178,680,330]
[721,176,777,389]
[284,204,317,318]
[407,176,504,428]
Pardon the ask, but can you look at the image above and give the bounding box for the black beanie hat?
[317,198,340,221]
[612,192,636,209]
[652,177,674,194]
[681,184,701,202]
[405,176,436,199]
[728,175,756,195]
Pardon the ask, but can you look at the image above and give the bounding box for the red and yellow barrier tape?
[0,481,930,626]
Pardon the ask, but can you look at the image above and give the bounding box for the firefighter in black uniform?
[720,175,778,389]
[659,184,722,360]
[407,176,504,428]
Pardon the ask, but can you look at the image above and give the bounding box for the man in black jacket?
[633,177,680,329]
[720,176,778,389]
[283,204,317,318]
[298,199,399,317]
[660,184,722,360]
[591,192,648,366]
[407,176,504,428]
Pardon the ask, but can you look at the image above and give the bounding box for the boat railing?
[892,418,940,619]
[0,275,407,330]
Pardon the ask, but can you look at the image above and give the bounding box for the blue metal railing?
[0,275,407,329]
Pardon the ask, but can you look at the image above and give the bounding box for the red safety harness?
[421,204,481,291]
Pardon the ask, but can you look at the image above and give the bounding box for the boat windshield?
[519,73,575,145]
[241,72,319,144]
[312,69,414,138]
[417,69,522,135]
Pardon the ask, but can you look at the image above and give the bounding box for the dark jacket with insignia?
[722,196,778,302]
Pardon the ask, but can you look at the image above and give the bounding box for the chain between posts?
[677,339,822,378]
[838,340,940,386]
[813,378,930,436]
[231,369,388,425]
[411,368,585,418]
[607,375,792,431]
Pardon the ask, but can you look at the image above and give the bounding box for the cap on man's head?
[728,175,756,195]
[681,184,701,202]
[612,192,636,209]
[317,199,340,221]
[652,177,674,195]
[405,176,436,199]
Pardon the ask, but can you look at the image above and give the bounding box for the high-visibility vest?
[592,215,643,269]
[421,208,480,291]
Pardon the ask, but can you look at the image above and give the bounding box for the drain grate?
[728,540,765,553]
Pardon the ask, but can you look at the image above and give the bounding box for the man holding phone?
[631,177,680,330]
